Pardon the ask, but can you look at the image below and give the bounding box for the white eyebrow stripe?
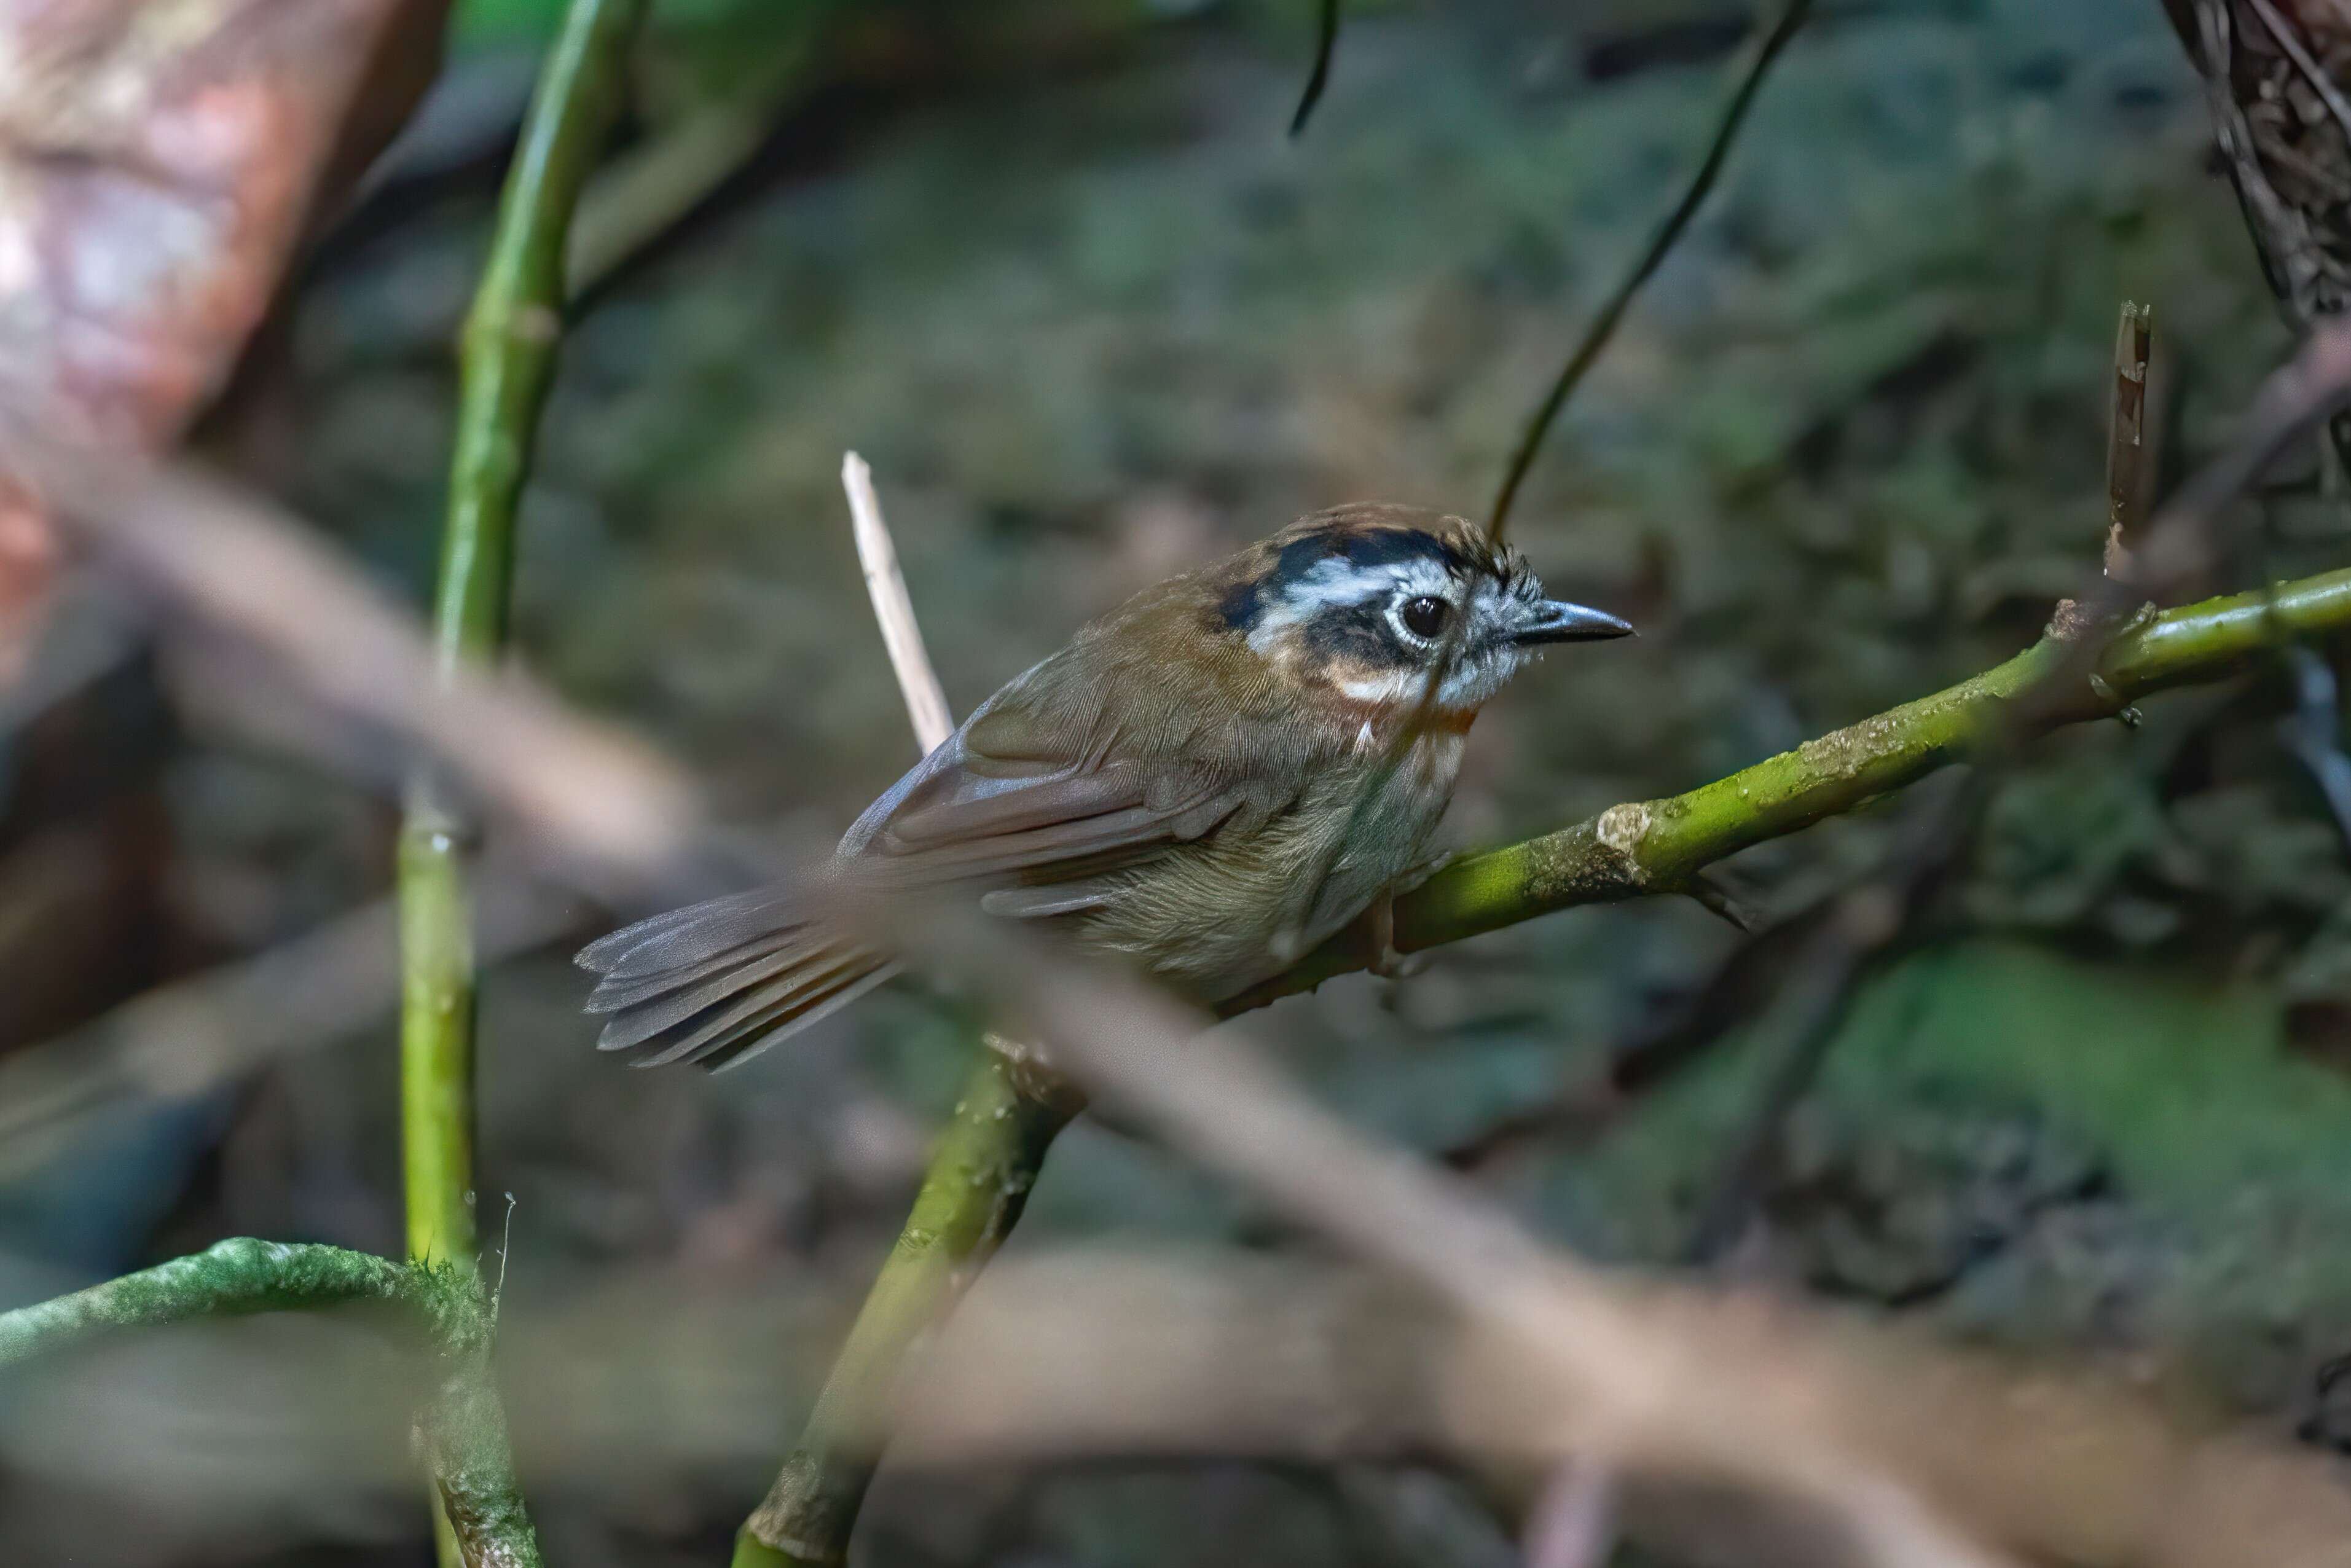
[1246,555,1456,657]
[1286,555,1453,606]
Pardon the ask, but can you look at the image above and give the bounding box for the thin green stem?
[1487,0,1813,540]
[406,0,644,1557]
[1287,0,1342,137]
[0,1240,540,1568]
[402,0,646,1266]
[734,1050,1080,1568]
[401,808,480,1268]
[435,0,645,672]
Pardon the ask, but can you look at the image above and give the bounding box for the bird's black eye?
[1399,595,1450,639]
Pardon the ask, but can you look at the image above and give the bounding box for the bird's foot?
[1364,891,1426,979]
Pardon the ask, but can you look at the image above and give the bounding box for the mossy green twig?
[733,1049,1080,1568]
[0,1239,539,1568]
[1229,566,2351,1008]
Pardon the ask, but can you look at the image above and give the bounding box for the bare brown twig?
[52,463,700,883]
[0,863,575,1182]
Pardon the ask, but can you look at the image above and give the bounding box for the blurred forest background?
[9,0,2351,1563]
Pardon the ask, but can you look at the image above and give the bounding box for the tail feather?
[576,887,893,1070]
[600,944,849,1059]
[576,886,798,978]
[661,960,898,1072]
[586,941,818,1042]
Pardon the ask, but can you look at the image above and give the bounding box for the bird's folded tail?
[576,885,897,1071]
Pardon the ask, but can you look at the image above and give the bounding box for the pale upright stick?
[735,455,1074,1568]
[843,452,952,755]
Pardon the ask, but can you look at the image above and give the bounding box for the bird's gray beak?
[1513,599,1635,645]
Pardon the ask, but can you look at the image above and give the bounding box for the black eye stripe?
[1215,578,1263,631]
[1303,602,1411,667]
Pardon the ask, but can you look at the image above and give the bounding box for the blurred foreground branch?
[0,1238,540,1568]
[19,457,2345,1131]
[9,1239,2349,1568]
[14,457,2351,1567]
[56,463,698,879]
[0,864,575,1182]
[943,896,2345,1568]
[892,1252,2351,1568]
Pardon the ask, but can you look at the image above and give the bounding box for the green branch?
[1227,565,2351,1009]
[0,1240,539,1568]
[406,2,643,1559]
[735,1051,1079,1567]
[434,0,645,673]
[402,0,645,1274]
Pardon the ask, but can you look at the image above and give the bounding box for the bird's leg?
[1363,851,1456,979]
[1364,888,1426,979]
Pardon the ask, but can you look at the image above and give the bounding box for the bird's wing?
[575,707,1281,1069]
[578,635,1325,1069]
[838,681,1297,898]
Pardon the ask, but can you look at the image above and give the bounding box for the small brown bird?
[578,503,1631,1068]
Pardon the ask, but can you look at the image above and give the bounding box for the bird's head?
[1209,504,1632,716]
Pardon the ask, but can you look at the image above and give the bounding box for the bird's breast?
[1074,721,1470,998]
